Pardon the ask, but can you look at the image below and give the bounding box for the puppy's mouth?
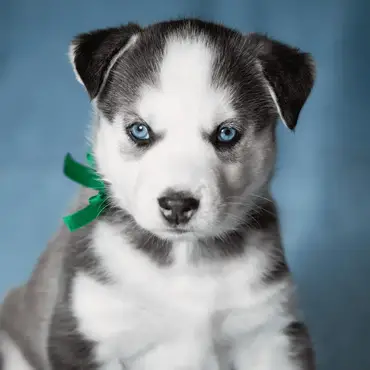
[164,227,192,235]
[157,227,197,240]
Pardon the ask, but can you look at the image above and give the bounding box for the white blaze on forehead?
[136,36,235,133]
[160,36,213,95]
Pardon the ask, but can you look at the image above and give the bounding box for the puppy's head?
[69,19,315,241]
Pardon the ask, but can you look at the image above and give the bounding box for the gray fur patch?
[47,217,109,368]
[285,321,316,369]
[48,302,99,370]
[104,205,173,266]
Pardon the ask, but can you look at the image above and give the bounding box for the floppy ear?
[249,33,316,130]
[69,23,141,99]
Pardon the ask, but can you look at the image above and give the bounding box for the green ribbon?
[62,152,108,232]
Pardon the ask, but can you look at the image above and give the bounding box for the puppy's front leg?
[232,322,315,370]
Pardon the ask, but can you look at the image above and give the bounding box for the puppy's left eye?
[211,124,241,149]
[217,126,238,142]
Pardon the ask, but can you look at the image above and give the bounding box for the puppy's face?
[70,20,315,241]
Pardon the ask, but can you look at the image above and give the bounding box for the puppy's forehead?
[136,36,235,131]
[98,23,265,127]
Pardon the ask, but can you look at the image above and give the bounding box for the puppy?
[0,18,316,370]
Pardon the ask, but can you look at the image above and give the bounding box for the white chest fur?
[71,222,294,370]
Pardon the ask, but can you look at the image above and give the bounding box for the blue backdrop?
[1,1,369,369]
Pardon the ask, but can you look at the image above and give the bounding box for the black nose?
[158,191,200,225]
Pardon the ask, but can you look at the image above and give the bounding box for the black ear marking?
[249,33,316,130]
[69,23,142,99]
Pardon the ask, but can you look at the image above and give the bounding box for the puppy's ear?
[248,33,315,130]
[69,23,141,99]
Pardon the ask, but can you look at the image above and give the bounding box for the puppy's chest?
[70,236,269,363]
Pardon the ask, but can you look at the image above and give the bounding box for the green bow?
[62,152,108,232]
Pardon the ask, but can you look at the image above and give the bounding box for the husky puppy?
[0,18,316,370]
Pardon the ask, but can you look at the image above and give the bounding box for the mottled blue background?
[1,0,369,369]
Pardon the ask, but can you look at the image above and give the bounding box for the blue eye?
[128,122,150,142]
[217,126,238,142]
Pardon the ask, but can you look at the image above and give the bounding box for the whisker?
[250,202,276,218]
[249,193,273,204]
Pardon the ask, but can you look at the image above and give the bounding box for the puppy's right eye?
[127,122,152,145]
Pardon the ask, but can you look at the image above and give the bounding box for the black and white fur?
[0,19,316,370]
